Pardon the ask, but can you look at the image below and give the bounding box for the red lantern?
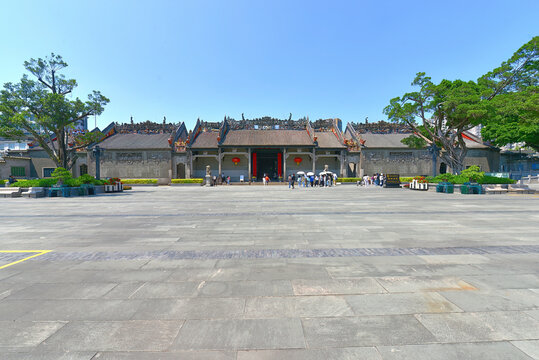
[232,157,241,166]
[294,157,303,165]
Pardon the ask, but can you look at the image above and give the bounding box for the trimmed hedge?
[338,177,361,183]
[401,174,515,184]
[171,178,203,184]
[121,179,158,184]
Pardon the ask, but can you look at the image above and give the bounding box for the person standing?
[291,174,295,189]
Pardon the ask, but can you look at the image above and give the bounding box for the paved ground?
[0,185,538,359]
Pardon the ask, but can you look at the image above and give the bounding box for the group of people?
[212,174,231,186]
[288,173,337,189]
[358,173,385,187]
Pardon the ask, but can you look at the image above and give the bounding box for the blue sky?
[1,0,537,131]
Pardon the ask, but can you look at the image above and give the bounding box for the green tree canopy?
[0,53,109,170]
[384,37,538,173]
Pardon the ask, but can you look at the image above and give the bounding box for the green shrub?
[121,179,158,184]
[400,177,414,183]
[11,179,39,187]
[78,174,95,184]
[338,177,361,183]
[171,178,203,184]
[461,165,484,182]
[478,176,515,184]
[51,167,72,181]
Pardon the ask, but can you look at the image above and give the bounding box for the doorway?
[176,163,186,179]
[253,149,281,180]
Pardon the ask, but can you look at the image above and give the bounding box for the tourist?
[310,175,314,187]
[291,174,295,189]
[8,175,16,185]
[227,176,230,185]
[288,175,292,188]
[315,175,319,186]
[262,174,266,186]
[265,174,270,185]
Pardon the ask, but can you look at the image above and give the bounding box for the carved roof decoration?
[350,121,413,134]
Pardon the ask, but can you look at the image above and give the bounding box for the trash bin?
[460,182,470,194]
[436,183,445,193]
[444,183,454,194]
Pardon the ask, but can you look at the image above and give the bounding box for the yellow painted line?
[0,250,52,270]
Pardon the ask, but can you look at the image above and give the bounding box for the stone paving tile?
[439,289,539,312]
[247,264,330,280]
[376,342,535,360]
[6,283,117,300]
[131,298,245,319]
[237,347,382,360]
[4,269,172,284]
[166,268,221,281]
[0,321,66,348]
[302,315,436,347]
[2,352,97,360]
[292,278,386,295]
[526,309,539,321]
[141,259,218,270]
[511,340,539,359]
[93,350,236,359]
[101,282,146,299]
[375,276,477,293]
[245,295,353,318]
[39,320,183,351]
[196,280,294,297]
[345,292,462,315]
[171,318,305,350]
[461,274,539,290]
[418,254,491,265]
[415,311,539,342]
[0,299,142,321]
[128,282,201,299]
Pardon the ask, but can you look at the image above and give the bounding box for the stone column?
[248,148,252,181]
[283,147,287,178]
[218,148,222,176]
[312,148,316,173]
[359,150,364,178]
[340,151,345,177]
[188,151,193,179]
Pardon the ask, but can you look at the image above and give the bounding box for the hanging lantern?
[294,157,303,165]
[232,157,241,166]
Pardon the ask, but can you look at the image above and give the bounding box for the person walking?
[291,174,295,189]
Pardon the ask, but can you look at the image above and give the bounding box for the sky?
[1,0,537,131]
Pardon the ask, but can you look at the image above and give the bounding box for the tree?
[384,37,538,173]
[0,53,109,170]
[479,37,538,150]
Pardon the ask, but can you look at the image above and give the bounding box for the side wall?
[88,150,172,179]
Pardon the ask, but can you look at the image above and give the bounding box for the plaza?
[0,186,538,359]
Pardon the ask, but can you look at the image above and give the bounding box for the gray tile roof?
[97,133,171,150]
[360,132,489,149]
[190,132,219,148]
[221,130,313,147]
[315,132,345,148]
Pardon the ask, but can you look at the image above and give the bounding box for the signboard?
[384,174,400,188]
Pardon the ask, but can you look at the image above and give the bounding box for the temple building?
[1,115,505,181]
